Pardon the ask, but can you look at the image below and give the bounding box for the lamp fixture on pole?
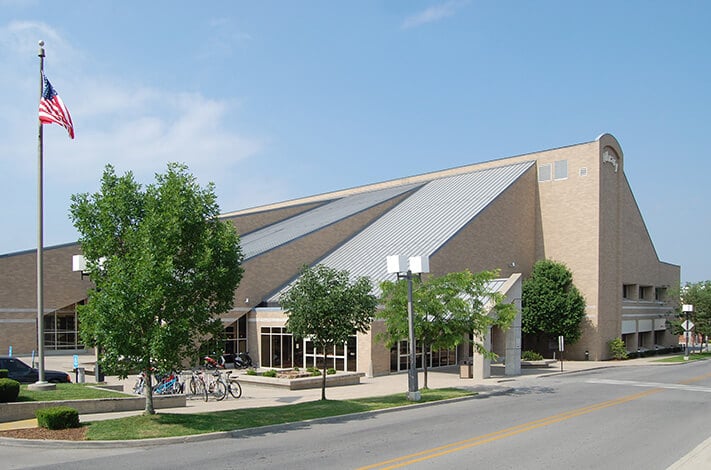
[386,255,429,402]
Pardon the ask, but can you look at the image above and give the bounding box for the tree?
[680,281,711,351]
[522,259,586,349]
[378,270,516,389]
[69,163,243,414]
[280,264,377,400]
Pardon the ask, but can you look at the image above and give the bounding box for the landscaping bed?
[238,370,364,390]
[0,394,186,422]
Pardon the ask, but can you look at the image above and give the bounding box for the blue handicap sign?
[8,346,11,357]
[73,355,79,368]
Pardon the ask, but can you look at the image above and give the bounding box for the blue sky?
[0,1,709,283]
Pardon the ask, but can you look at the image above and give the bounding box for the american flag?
[38,74,74,139]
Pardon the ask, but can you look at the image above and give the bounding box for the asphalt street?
[3,357,711,469]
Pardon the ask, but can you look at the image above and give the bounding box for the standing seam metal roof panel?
[268,160,534,301]
[240,183,423,260]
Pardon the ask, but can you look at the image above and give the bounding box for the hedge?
[0,377,20,402]
[35,406,81,430]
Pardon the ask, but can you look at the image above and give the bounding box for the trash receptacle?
[75,367,85,383]
[95,364,105,382]
[459,360,472,379]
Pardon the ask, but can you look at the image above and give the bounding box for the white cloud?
[1,18,263,181]
[401,0,469,30]
[0,20,79,66]
[61,86,261,180]
[196,18,252,60]
[0,19,267,253]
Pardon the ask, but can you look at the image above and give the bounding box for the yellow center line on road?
[358,371,711,470]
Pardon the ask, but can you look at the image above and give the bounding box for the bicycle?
[153,371,183,395]
[211,370,242,401]
[204,369,227,401]
[224,370,242,399]
[132,372,146,395]
[186,369,208,402]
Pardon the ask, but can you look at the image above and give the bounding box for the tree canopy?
[521,259,586,345]
[681,281,711,343]
[69,163,243,414]
[280,264,377,400]
[378,270,516,388]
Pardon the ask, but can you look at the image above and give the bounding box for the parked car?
[0,356,71,383]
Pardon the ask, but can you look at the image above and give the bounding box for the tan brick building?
[0,133,678,374]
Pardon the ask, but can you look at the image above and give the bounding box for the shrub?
[609,337,628,360]
[245,369,257,376]
[36,406,80,430]
[262,369,277,378]
[521,350,544,361]
[0,369,8,378]
[0,378,20,402]
[327,368,336,375]
[306,367,321,376]
[293,366,300,371]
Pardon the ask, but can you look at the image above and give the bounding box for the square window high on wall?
[538,163,552,182]
[554,160,568,180]
[623,284,637,300]
[655,287,667,301]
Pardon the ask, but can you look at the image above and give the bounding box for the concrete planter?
[0,394,185,423]
[237,372,364,390]
[520,359,557,368]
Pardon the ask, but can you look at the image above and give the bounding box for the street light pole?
[387,255,429,402]
[405,269,418,401]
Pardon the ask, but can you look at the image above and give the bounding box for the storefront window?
[261,327,357,371]
[389,340,456,372]
[44,303,84,350]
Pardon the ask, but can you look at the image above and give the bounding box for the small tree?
[280,264,377,400]
[70,163,243,414]
[681,281,711,351]
[522,260,586,351]
[379,270,516,389]
[609,338,628,360]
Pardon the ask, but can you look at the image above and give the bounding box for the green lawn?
[85,388,473,440]
[653,352,711,363]
[17,383,131,402]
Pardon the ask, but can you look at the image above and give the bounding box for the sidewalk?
[3,353,613,428]
[2,354,709,468]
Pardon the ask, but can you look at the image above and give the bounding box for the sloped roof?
[240,182,423,260]
[267,160,534,301]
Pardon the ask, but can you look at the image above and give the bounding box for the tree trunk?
[321,350,328,400]
[144,370,155,415]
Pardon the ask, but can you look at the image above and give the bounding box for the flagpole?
[34,39,48,388]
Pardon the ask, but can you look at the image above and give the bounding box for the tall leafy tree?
[69,163,243,414]
[280,264,377,400]
[379,270,516,389]
[522,259,586,348]
[680,281,711,351]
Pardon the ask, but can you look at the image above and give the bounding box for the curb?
[0,386,512,448]
[533,360,684,378]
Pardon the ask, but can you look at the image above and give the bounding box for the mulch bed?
[0,426,87,441]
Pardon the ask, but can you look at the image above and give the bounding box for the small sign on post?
[558,336,565,372]
[73,354,79,369]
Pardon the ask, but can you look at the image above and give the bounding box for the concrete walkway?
[2,354,709,469]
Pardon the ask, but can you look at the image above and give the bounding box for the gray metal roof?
[268,160,534,300]
[240,182,423,260]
